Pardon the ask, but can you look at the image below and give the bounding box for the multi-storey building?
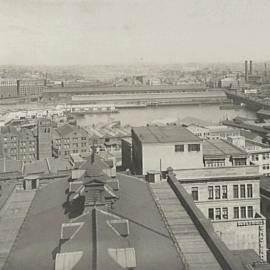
[0,126,37,162]
[132,126,203,175]
[173,166,267,261]
[17,79,46,97]
[52,124,90,159]
[0,79,18,98]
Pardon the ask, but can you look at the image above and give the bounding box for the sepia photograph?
[0,0,270,269]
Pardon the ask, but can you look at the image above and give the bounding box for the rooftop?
[132,126,201,143]
[174,165,260,182]
[203,139,247,159]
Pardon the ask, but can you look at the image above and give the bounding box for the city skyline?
[1,0,270,65]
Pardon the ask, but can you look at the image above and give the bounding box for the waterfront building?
[0,126,37,163]
[173,165,267,261]
[186,124,241,140]
[131,126,203,175]
[52,124,90,159]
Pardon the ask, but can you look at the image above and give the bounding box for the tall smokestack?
[245,60,248,82]
[249,60,252,75]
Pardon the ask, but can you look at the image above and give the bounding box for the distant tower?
[37,118,52,160]
[245,60,248,82]
[249,60,253,75]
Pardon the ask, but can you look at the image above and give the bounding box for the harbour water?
[77,104,256,127]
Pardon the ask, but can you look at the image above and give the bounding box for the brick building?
[0,126,37,162]
[52,124,90,159]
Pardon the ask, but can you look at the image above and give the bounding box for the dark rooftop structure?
[132,126,201,143]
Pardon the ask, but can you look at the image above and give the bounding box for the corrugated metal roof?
[133,126,201,143]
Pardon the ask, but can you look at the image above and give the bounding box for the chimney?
[249,60,252,75]
[245,60,248,82]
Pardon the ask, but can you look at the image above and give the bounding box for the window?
[222,185,227,199]
[215,208,221,220]
[175,144,184,152]
[240,184,246,198]
[241,206,246,218]
[263,153,269,160]
[191,187,198,201]
[248,206,253,218]
[233,185,239,198]
[234,207,239,219]
[252,154,259,161]
[215,186,220,199]
[223,208,228,219]
[208,186,213,200]
[247,184,253,198]
[208,208,214,220]
[188,144,200,152]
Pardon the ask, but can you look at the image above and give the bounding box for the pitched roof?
[203,139,247,158]
[56,124,76,137]
[132,126,201,143]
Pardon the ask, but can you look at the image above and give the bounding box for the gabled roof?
[133,126,201,143]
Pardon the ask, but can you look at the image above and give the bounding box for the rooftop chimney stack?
[245,60,248,82]
[249,60,253,75]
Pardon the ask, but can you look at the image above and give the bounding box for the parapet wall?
[167,173,241,270]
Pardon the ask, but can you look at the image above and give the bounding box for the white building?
[174,165,267,261]
[132,126,203,175]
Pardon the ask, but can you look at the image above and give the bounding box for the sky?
[0,0,270,65]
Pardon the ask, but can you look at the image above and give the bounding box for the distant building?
[131,126,203,175]
[186,124,241,140]
[174,165,267,261]
[0,79,18,98]
[52,124,90,159]
[0,126,37,163]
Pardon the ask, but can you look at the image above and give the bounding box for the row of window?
[175,144,200,152]
[191,184,253,201]
[205,161,225,167]
[55,137,87,144]
[208,206,254,220]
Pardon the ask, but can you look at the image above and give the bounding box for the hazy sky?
[0,0,270,65]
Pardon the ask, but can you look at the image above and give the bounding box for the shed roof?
[132,126,201,143]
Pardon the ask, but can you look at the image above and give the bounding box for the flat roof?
[174,165,260,182]
[132,126,201,143]
[203,139,247,158]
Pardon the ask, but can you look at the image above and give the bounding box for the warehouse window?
[215,186,220,199]
[248,206,253,218]
[215,208,221,220]
[191,187,198,201]
[208,186,213,200]
[241,206,246,219]
[188,144,200,152]
[247,184,253,198]
[233,185,239,198]
[222,208,228,219]
[234,207,239,219]
[175,144,184,152]
[222,185,227,199]
[208,208,214,220]
[240,184,246,198]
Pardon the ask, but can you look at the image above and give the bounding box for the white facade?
[174,166,267,261]
[142,141,203,175]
